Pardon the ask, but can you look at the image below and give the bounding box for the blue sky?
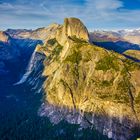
[0,0,140,30]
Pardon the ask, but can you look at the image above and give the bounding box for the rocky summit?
[17,18,140,140]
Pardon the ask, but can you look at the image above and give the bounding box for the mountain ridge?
[90,29,140,45]
[20,18,140,140]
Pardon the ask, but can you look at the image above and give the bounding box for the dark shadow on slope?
[0,84,112,140]
[39,102,140,140]
[92,41,140,63]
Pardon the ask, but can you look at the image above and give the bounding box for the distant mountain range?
[90,29,140,45]
[3,28,140,45]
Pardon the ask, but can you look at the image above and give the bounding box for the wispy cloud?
[0,0,140,30]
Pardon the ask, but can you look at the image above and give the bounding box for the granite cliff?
[17,18,140,140]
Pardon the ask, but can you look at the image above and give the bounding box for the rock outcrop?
[63,18,89,41]
[56,17,89,45]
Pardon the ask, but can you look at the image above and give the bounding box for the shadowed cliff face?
[20,18,140,140]
[0,23,62,85]
[0,30,43,84]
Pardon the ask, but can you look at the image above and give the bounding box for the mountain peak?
[63,17,89,41]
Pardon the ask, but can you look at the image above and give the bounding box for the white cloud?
[90,0,123,10]
[0,0,140,30]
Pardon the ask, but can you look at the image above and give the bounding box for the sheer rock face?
[55,18,89,61]
[25,18,140,140]
[64,18,89,41]
[56,18,89,45]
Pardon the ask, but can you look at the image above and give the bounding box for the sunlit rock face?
[56,17,89,46]
[16,18,140,140]
[63,18,89,41]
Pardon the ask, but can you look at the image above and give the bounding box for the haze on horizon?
[0,0,140,30]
